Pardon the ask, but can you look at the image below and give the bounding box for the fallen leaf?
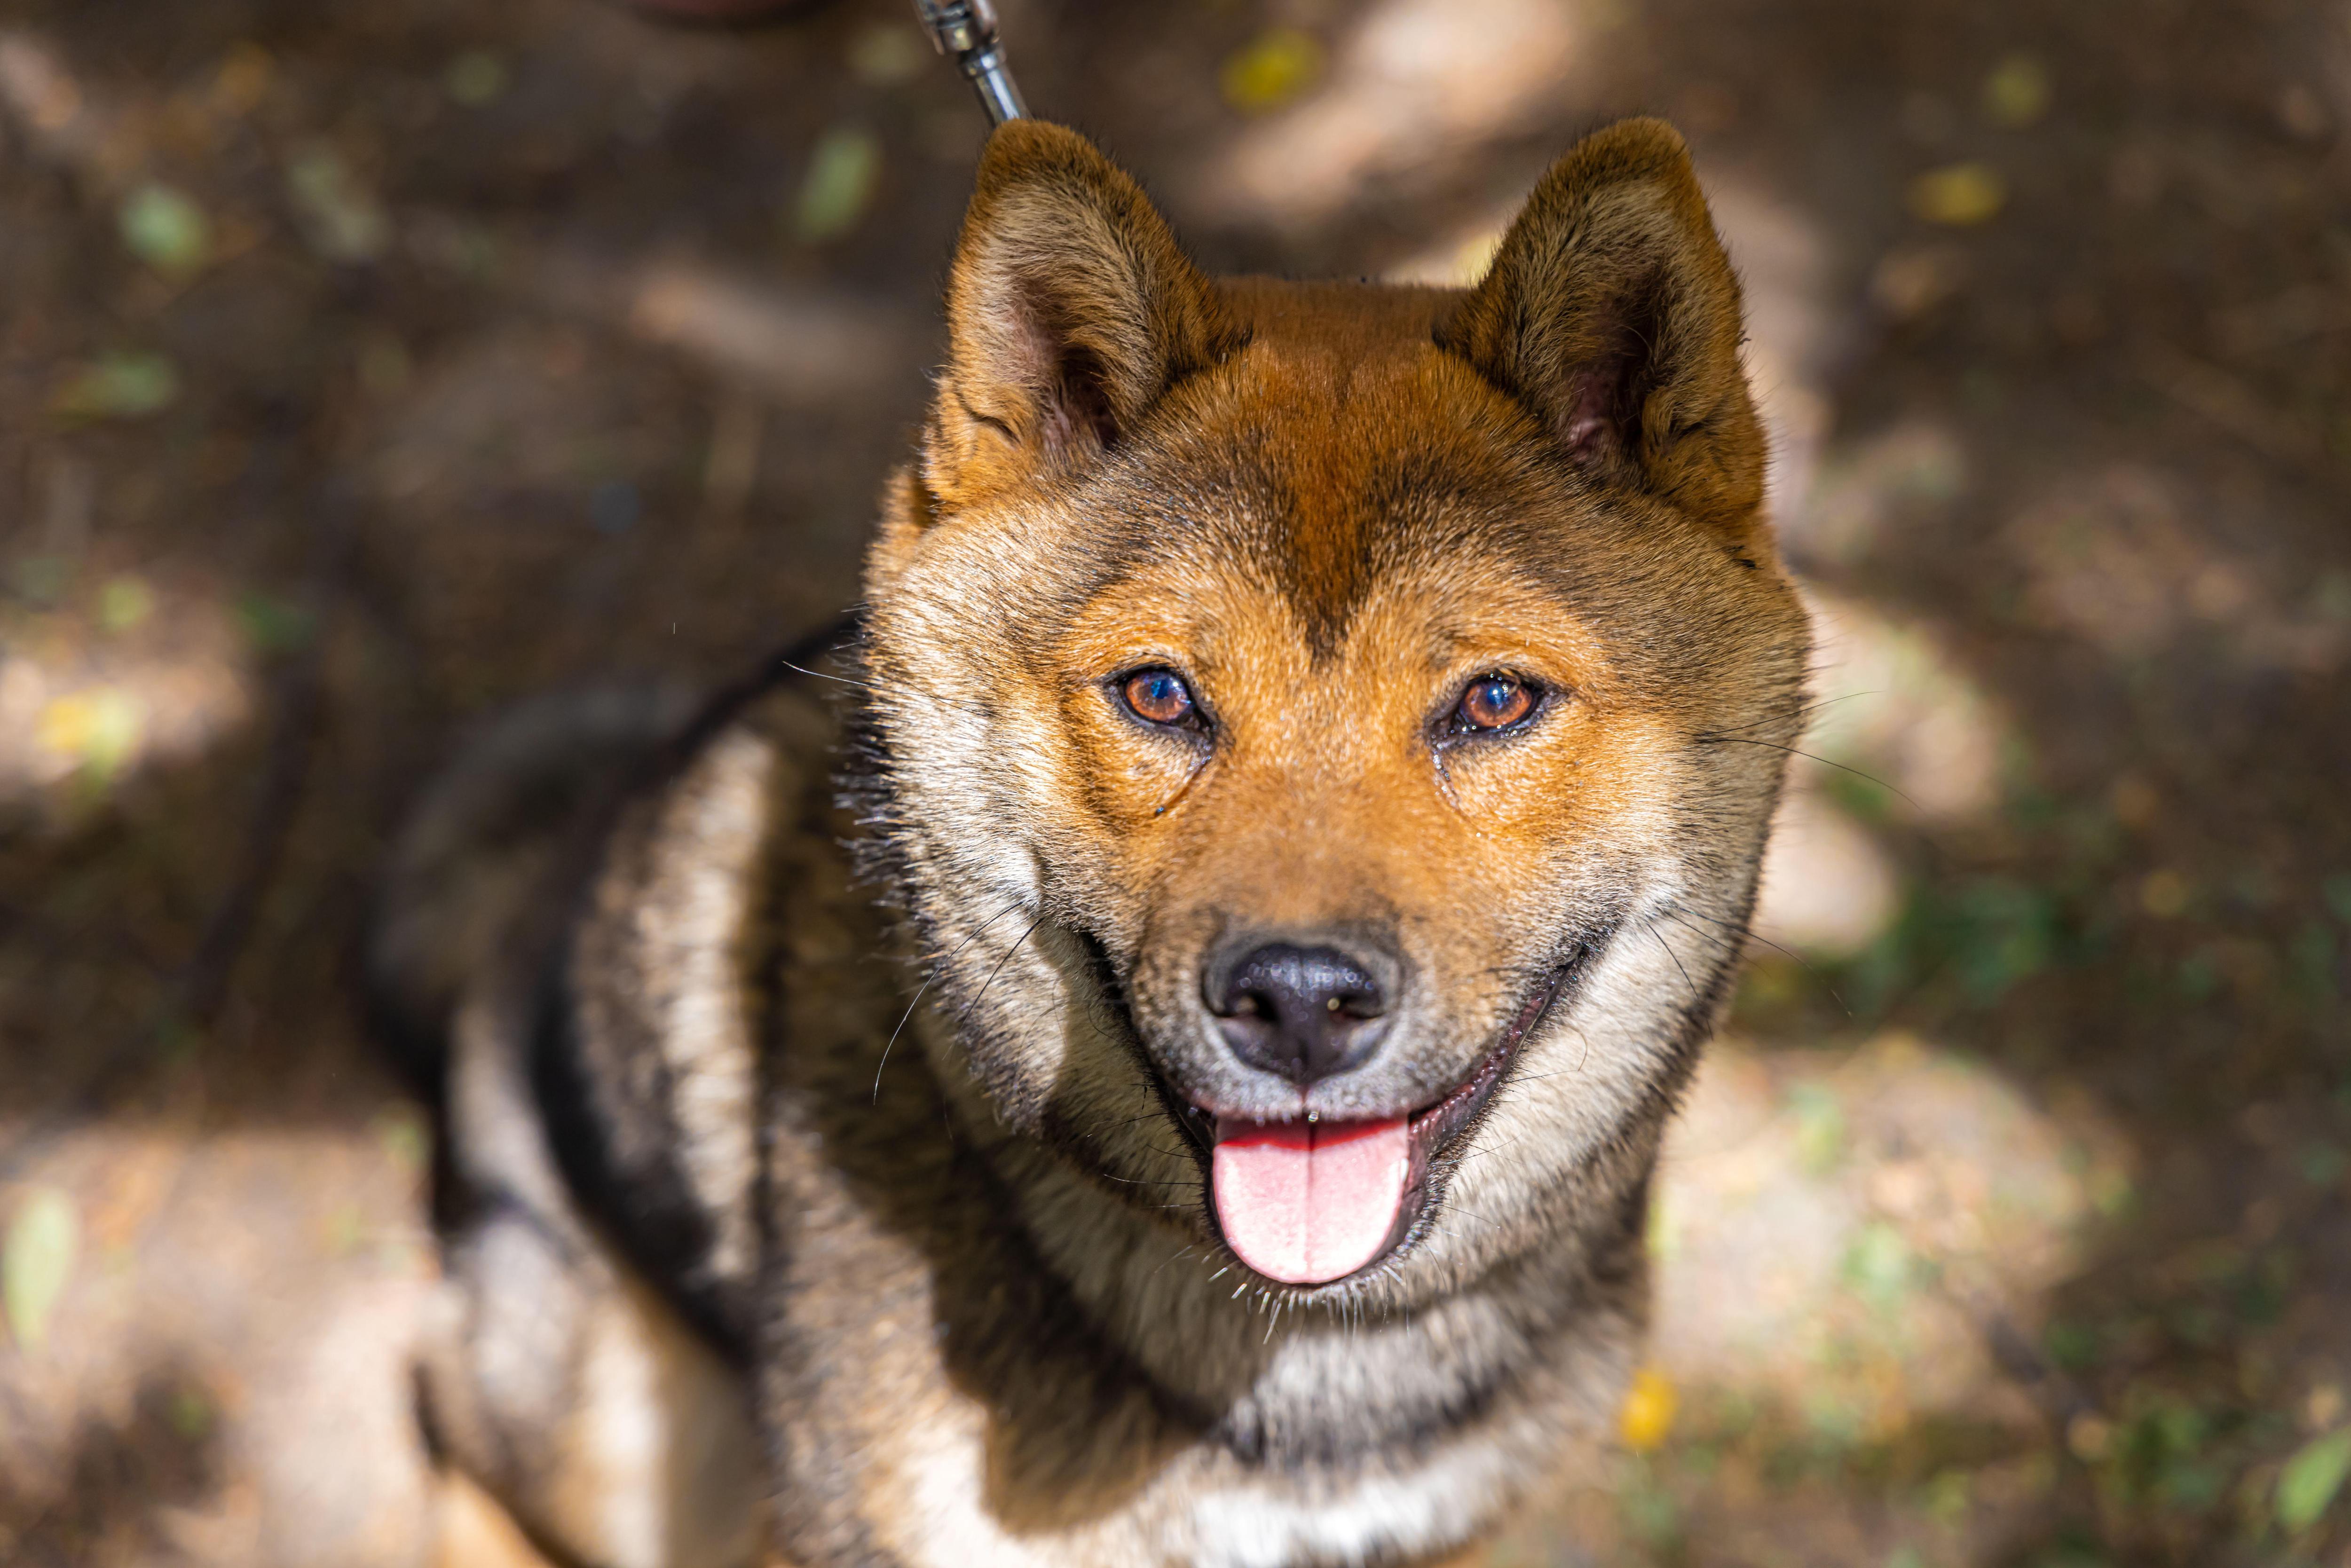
[2277,1428,2351,1533]
[1982,53,2051,128]
[794,127,881,244]
[287,142,390,262]
[1909,163,2006,226]
[50,352,181,419]
[119,182,212,276]
[848,25,927,87]
[1618,1366,1678,1453]
[4,1188,79,1352]
[34,688,144,778]
[1221,28,1323,115]
[99,575,155,633]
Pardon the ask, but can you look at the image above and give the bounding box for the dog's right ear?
[918,121,1241,515]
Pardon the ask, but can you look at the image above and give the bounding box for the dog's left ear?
[1440,118,1764,539]
[920,121,1242,514]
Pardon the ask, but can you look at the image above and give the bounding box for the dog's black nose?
[1206,942,1394,1084]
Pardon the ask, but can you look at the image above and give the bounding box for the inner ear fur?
[923,120,1242,512]
[1439,117,1764,537]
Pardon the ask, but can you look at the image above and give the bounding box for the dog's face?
[861,120,1808,1297]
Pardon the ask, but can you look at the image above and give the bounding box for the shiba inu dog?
[368,114,1809,1568]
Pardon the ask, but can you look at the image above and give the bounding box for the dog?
[366,114,1811,1568]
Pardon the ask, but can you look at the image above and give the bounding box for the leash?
[911,0,1028,125]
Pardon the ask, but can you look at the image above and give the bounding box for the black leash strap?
[912,0,1028,125]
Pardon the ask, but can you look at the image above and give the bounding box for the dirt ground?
[1,0,2347,1564]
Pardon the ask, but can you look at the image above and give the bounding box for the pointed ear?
[1438,118,1765,537]
[922,121,1243,512]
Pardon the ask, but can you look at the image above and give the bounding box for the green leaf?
[51,352,180,420]
[2278,1429,2351,1534]
[794,127,881,244]
[119,182,213,275]
[287,142,390,263]
[235,590,315,653]
[4,1188,79,1352]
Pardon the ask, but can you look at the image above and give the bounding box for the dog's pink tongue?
[1211,1117,1410,1285]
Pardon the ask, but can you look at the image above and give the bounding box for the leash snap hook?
[912,0,1028,126]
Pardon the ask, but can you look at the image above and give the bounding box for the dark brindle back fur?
[371,116,1810,1568]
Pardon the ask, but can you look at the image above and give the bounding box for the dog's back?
[369,680,786,1568]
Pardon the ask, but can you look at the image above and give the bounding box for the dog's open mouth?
[1198,949,1591,1289]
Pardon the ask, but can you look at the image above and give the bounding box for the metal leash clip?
[912,0,1028,125]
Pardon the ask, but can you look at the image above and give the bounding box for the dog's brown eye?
[1120,668,1195,726]
[1457,675,1535,732]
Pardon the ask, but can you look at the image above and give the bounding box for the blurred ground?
[1,0,2348,1564]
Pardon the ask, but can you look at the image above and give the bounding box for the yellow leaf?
[34,688,144,779]
[1619,1366,1678,1452]
[1221,29,1323,115]
[5,1188,79,1352]
[1909,163,2007,227]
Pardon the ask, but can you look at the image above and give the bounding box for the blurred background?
[0,0,2347,1563]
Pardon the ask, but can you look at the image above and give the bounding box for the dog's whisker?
[1143,1245,1200,1287]
[874,897,1029,1103]
[949,914,1048,1032]
[774,656,879,693]
[1689,733,1918,810]
[1665,905,1853,1019]
[1703,690,1875,741]
[1641,915,1699,1008]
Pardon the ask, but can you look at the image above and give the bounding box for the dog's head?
[858,119,1808,1297]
